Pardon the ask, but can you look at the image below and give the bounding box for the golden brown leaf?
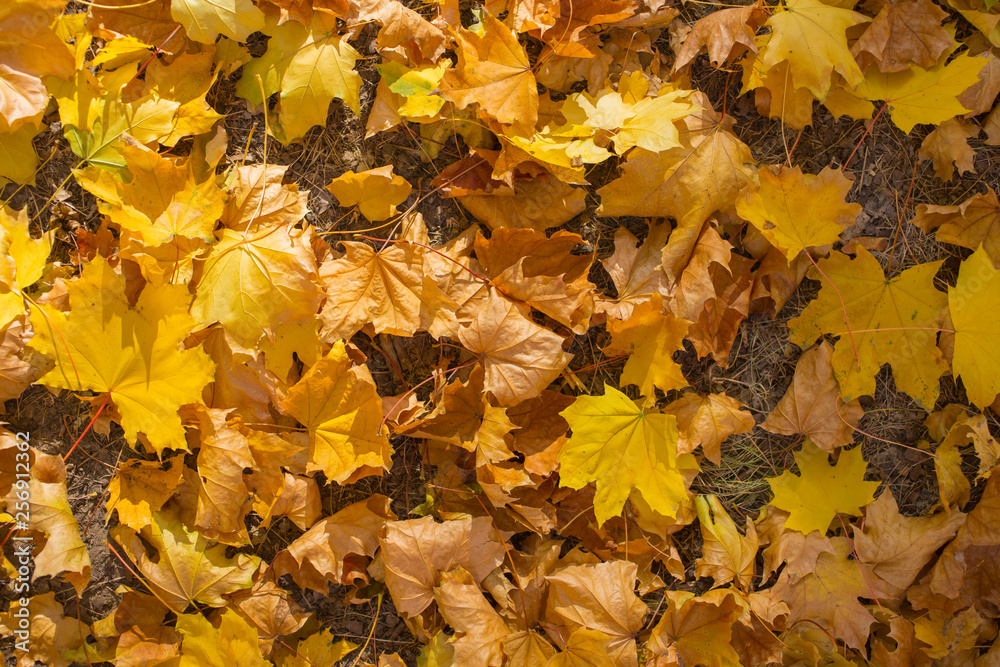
[917,117,978,182]
[664,391,754,464]
[647,590,741,666]
[762,342,864,452]
[695,495,759,589]
[379,516,506,616]
[106,456,184,531]
[673,2,767,71]
[434,566,512,667]
[458,289,572,406]
[279,340,391,484]
[853,490,964,599]
[854,0,953,72]
[596,222,671,320]
[272,495,395,593]
[0,592,89,667]
[439,14,538,136]
[544,561,648,667]
[910,187,1000,267]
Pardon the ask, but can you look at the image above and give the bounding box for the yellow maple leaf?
[559,84,699,153]
[949,246,1000,407]
[30,257,215,454]
[282,629,358,667]
[75,142,224,247]
[558,384,695,525]
[169,0,264,44]
[736,165,861,260]
[176,609,269,666]
[604,294,690,399]
[439,13,538,136]
[788,248,947,409]
[326,165,412,221]
[112,509,259,613]
[0,205,53,328]
[191,223,323,352]
[0,2,74,129]
[767,440,879,534]
[853,52,986,133]
[910,187,1000,268]
[279,340,392,484]
[0,123,41,185]
[236,13,360,143]
[760,0,869,99]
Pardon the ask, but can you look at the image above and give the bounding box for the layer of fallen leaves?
[2,0,1000,663]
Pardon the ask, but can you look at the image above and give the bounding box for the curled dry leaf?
[378,515,505,617]
[272,494,394,593]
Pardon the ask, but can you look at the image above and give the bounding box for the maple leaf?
[0,592,89,667]
[435,156,587,232]
[853,52,987,133]
[0,2,74,129]
[282,629,357,667]
[695,495,758,589]
[458,289,573,406]
[475,227,596,334]
[0,205,53,328]
[597,111,754,223]
[326,166,412,222]
[596,222,671,319]
[30,257,214,454]
[272,494,395,592]
[548,629,616,667]
[434,566,512,666]
[673,1,767,71]
[544,560,648,667]
[762,342,864,452]
[852,0,955,73]
[646,590,742,666]
[665,391,754,464]
[917,117,978,182]
[176,609,269,666]
[226,578,309,655]
[766,441,879,534]
[192,409,254,536]
[604,294,690,399]
[279,340,391,484]
[439,13,538,136]
[0,318,45,401]
[558,384,694,525]
[75,143,224,247]
[170,0,264,44]
[237,13,360,143]
[665,224,754,364]
[220,164,309,231]
[112,509,259,613]
[560,84,699,153]
[191,223,322,352]
[910,187,1000,267]
[788,248,948,409]
[378,516,505,617]
[736,166,860,260]
[349,0,447,61]
[319,235,453,342]
[913,608,984,661]
[759,0,869,99]
[949,247,1000,407]
[769,538,877,650]
[6,451,90,593]
[853,490,964,599]
[0,123,41,185]
[106,456,183,531]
